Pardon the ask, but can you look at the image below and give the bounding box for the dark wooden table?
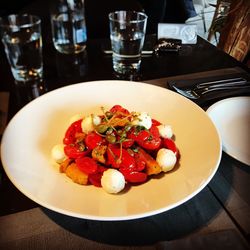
[0,1,250,249]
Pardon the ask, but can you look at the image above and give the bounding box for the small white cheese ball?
[157,124,173,139]
[92,114,101,126]
[81,115,101,133]
[156,148,177,172]
[51,144,66,163]
[131,112,152,129]
[101,169,125,194]
[69,114,83,124]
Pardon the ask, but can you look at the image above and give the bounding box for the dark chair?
[85,0,189,38]
[138,0,190,34]
[85,0,143,39]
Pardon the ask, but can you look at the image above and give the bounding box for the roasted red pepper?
[107,144,136,169]
[63,119,83,145]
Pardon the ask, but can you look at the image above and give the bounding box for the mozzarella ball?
[92,114,101,126]
[81,115,101,134]
[131,112,152,129]
[101,169,125,194]
[51,144,66,163]
[157,124,173,139]
[156,148,177,172]
[69,114,83,124]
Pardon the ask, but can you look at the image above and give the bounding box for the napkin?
[167,71,250,106]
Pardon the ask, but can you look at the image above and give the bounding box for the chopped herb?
[147,135,153,141]
[135,126,145,135]
[131,146,139,152]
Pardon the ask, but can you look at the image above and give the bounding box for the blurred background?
[0,0,249,66]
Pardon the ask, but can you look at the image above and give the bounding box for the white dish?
[1,80,221,220]
[207,96,250,166]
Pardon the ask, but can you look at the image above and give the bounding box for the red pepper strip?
[119,168,147,183]
[63,119,83,145]
[75,157,98,175]
[109,105,130,115]
[152,118,161,126]
[88,166,108,187]
[85,132,105,150]
[107,144,136,169]
[163,138,179,157]
[64,144,90,159]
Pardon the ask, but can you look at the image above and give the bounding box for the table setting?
[0,0,250,249]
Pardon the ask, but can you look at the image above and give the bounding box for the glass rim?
[108,11,148,23]
[0,14,41,28]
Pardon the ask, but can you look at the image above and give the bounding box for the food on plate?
[156,148,177,172]
[51,105,180,194]
[51,144,66,163]
[65,162,88,185]
[101,169,125,194]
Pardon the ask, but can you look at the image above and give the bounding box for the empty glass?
[50,0,87,54]
[0,14,43,83]
[109,11,147,75]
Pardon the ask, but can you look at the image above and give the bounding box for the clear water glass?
[50,0,87,54]
[109,11,147,75]
[0,14,43,83]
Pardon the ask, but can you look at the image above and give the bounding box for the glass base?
[54,43,86,54]
[12,67,43,83]
[112,56,141,75]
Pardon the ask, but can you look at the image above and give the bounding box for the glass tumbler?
[50,0,87,54]
[0,14,43,83]
[109,11,147,75]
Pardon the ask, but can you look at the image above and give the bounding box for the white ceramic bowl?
[1,80,221,220]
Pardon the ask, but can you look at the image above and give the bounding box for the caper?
[77,142,86,152]
[124,124,132,132]
[120,131,127,138]
[105,111,113,119]
[106,127,113,135]
[117,129,123,135]
[106,134,116,144]
[119,137,126,143]
[96,124,109,133]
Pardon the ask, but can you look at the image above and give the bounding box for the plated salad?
[51,105,180,194]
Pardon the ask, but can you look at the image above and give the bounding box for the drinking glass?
[109,11,147,75]
[0,14,43,83]
[50,0,87,54]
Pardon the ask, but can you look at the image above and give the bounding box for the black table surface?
[0,1,250,249]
